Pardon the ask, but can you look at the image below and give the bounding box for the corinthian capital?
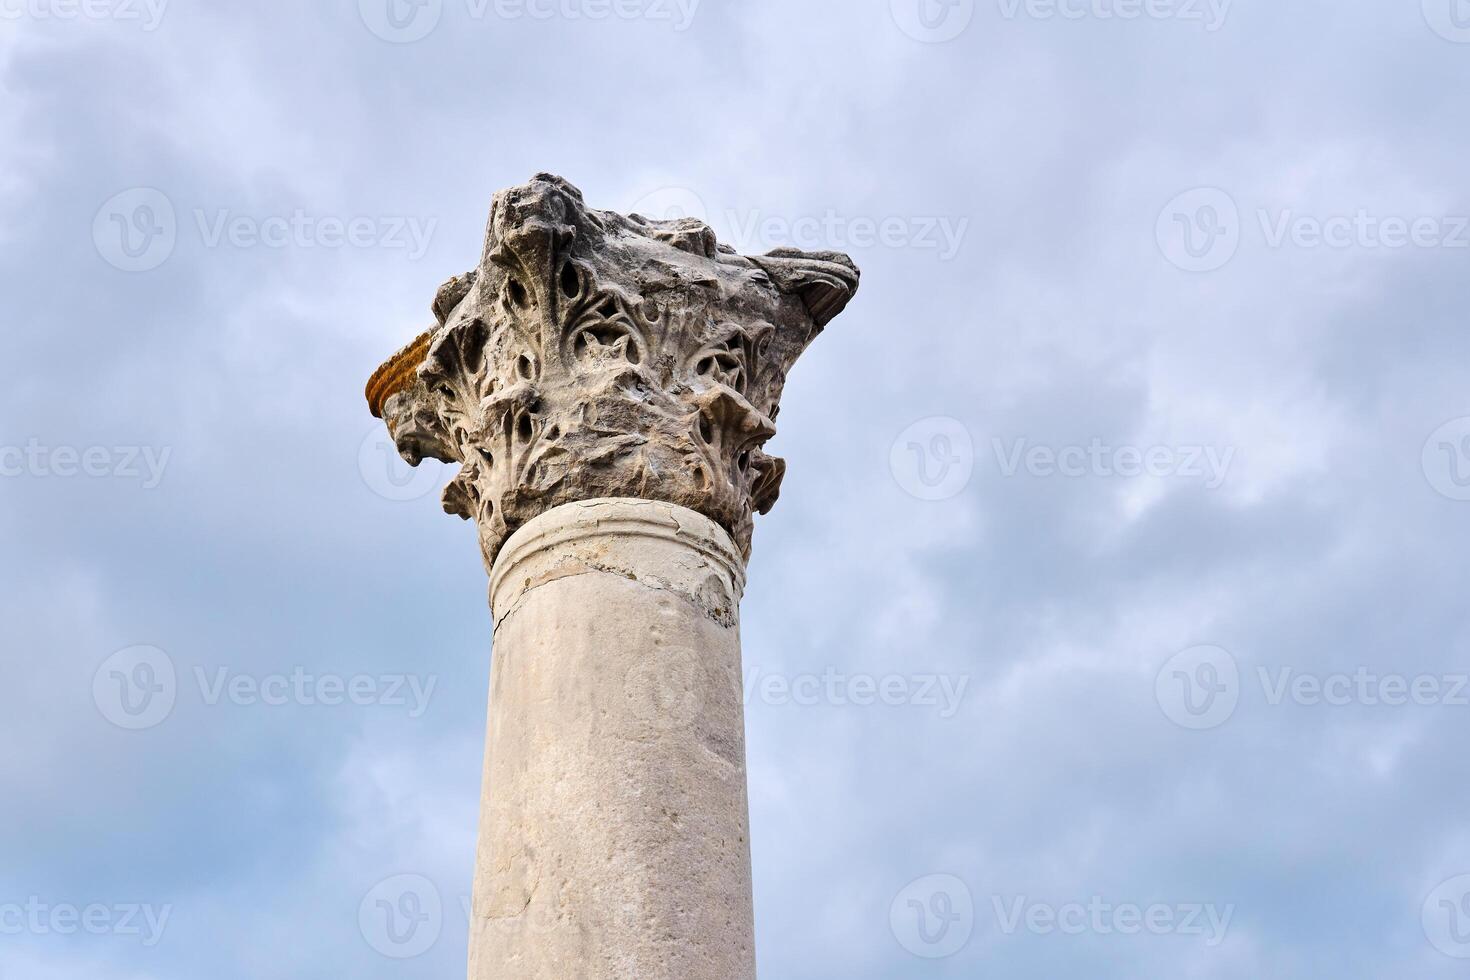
[366,173,860,567]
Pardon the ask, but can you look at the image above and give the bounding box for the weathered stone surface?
[366,173,860,567]
[472,498,754,979]
[366,177,859,978]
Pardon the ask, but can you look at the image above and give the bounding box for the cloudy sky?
[3,0,1470,976]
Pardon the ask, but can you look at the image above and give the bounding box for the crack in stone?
[494,559,736,631]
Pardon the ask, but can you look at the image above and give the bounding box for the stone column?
[474,498,751,976]
[366,174,859,979]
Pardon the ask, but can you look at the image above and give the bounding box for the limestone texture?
[365,176,860,979]
[472,499,753,979]
[366,173,860,567]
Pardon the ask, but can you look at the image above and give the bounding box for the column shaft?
[469,498,755,979]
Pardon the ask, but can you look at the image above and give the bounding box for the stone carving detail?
[367,174,860,568]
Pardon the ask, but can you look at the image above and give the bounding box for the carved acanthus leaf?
[367,173,860,569]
